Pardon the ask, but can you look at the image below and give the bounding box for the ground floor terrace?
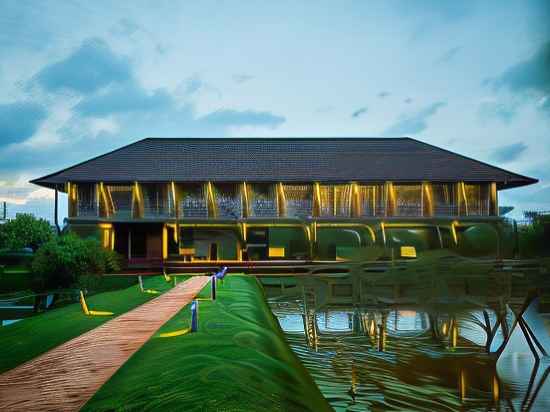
[68,215,518,273]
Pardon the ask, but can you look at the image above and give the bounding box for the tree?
[0,214,54,252]
[32,233,121,289]
[518,215,550,258]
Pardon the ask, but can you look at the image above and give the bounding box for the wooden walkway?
[0,276,209,412]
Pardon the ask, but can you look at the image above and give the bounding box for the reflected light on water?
[263,257,550,411]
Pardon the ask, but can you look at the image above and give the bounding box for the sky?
[0,0,549,222]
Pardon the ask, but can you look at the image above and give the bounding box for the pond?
[261,255,550,411]
[0,292,70,326]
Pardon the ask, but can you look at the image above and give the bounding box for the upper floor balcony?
[66,180,499,221]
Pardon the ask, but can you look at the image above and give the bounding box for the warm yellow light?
[269,247,285,257]
[451,221,459,245]
[162,226,168,259]
[102,229,110,248]
[459,369,466,401]
[400,246,417,258]
[451,321,458,348]
[492,375,499,402]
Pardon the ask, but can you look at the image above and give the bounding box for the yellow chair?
[79,291,114,316]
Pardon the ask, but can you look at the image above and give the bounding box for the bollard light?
[191,299,199,332]
[211,275,217,300]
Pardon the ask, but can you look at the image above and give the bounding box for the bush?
[0,214,54,252]
[32,233,121,289]
[518,216,550,258]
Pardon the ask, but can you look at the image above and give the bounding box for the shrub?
[32,233,121,289]
[518,216,550,258]
[0,214,54,252]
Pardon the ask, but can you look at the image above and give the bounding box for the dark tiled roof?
[31,137,537,190]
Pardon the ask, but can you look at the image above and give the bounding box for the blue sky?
[0,0,549,221]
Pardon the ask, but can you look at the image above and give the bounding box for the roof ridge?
[141,136,412,141]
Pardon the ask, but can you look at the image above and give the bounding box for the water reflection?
[263,253,550,411]
[0,292,67,326]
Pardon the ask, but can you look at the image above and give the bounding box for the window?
[283,184,313,218]
[432,184,458,216]
[318,184,352,217]
[180,184,208,218]
[393,184,422,216]
[357,184,386,216]
[249,183,278,217]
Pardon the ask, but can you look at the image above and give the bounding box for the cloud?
[351,107,368,118]
[490,41,550,98]
[404,98,413,104]
[34,38,132,94]
[183,75,203,95]
[477,100,518,123]
[74,80,173,116]
[0,102,47,145]
[490,142,528,163]
[110,18,141,37]
[383,101,446,136]
[200,109,285,128]
[395,0,474,22]
[232,74,254,84]
[377,92,390,99]
[435,46,461,64]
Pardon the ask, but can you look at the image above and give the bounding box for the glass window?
[180,183,208,218]
[103,185,133,218]
[249,183,278,217]
[394,184,422,216]
[357,184,386,217]
[142,184,172,218]
[76,184,98,217]
[318,185,352,217]
[464,183,490,216]
[283,184,313,218]
[213,183,242,219]
[432,184,458,216]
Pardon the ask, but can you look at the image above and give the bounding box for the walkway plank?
[0,276,209,412]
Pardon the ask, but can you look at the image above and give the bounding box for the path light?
[215,266,228,286]
[191,300,199,332]
[211,275,217,300]
[215,266,228,280]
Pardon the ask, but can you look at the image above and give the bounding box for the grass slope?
[83,275,331,412]
[0,276,174,374]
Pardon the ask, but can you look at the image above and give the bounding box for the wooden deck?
[0,276,209,412]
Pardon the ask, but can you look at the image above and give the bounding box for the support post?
[54,187,61,234]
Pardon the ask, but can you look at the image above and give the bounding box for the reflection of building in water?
[31,138,537,270]
[266,265,550,411]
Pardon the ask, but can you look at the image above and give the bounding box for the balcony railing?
[67,181,499,220]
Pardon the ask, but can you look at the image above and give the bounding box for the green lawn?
[0,275,176,374]
[83,275,330,412]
